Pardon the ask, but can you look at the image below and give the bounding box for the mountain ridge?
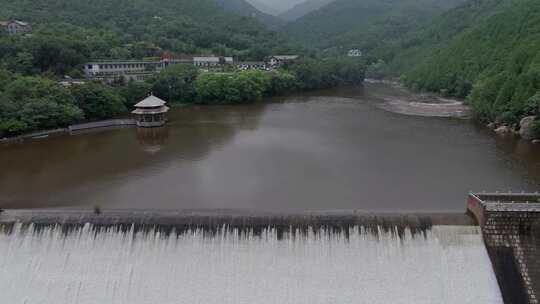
[279,0,335,21]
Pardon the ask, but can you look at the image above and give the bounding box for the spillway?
[0,223,502,304]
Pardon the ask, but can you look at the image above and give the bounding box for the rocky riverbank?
[368,79,540,143]
[488,116,540,144]
[367,79,472,118]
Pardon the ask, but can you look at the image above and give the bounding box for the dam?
[0,219,499,304]
[0,203,531,304]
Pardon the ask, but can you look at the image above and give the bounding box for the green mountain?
[283,0,468,53]
[215,0,284,28]
[385,0,540,124]
[279,0,335,21]
[246,0,282,16]
[284,0,539,124]
[0,0,287,60]
[379,0,514,75]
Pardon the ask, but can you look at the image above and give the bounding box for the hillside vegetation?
[379,0,514,74]
[283,0,467,54]
[393,0,540,124]
[286,0,540,126]
[215,0,284,28]
[279,0,335,21]
[0,0,293,73]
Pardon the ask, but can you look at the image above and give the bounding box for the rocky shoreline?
[367,79,540,143]
[488,115,540,144]
[367,79,472,118]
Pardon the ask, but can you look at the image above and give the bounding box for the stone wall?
[483,211,540,304]
[468,194,540,304]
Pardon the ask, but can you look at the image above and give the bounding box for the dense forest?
[395,0,540,125]
[0,0,297,75]
[283,0,468,55]
[215,0,284,28]
[278,0,335,21]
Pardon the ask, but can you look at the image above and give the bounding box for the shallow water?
[0,225,502,304]
[0,84,539,211]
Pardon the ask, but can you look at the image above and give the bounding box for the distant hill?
[246,0,281,16]
[215,0,284,28]
[382,0,514,74]
[392,0,540,123]
[0,0,291,59]
[283,0,468,52]
[279,0,335,21]
[246,0,306,14]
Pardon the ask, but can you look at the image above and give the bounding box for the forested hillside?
[379,0,513,74]
[214,0,284,28]
[285,0,539,126]
[246,0,281,16]
[0,0,292,77]
[279,0,335,21]
[391,0,540,124]
[283,0,467,54]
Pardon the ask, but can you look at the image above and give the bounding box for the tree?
[268,70,298,94]
[5,52,35,75]
[148,64,199,103]
[119,81,152,107]
[0,69,13,91]
[2,76,83,132]
[288,57,366,90]
[70,82,126,120]
[195,70,272,104]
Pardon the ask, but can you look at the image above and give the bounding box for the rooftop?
[86,60,161,64]
[134,95,167,108]
[14,20,30,26]
[0,20,30,26]
[271,55,300,60]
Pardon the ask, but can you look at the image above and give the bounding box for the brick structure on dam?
[468,193,540,304]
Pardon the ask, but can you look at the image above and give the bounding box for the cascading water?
[0,224,501,304]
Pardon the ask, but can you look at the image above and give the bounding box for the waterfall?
[0,224,502,304]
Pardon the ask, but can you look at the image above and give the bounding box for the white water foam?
[0,225,501,304]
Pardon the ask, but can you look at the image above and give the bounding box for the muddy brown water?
[1,83,539,211]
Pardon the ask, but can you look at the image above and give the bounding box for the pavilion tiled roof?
[133,95,167,108]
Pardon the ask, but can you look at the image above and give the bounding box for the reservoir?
[0,83,539,211]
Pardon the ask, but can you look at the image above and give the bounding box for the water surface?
[1,83,539,211]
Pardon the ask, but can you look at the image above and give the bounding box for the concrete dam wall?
[2,199,539,304]
[0,220,501,304]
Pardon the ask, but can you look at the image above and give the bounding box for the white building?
[84,55,235,83]
[0,20,32,35]
[266,55,300,68]
[193,56,233,67]
[84,60,162,83]
[236,61,267,70]
[83,59,192,83]
[348,49,363,57]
